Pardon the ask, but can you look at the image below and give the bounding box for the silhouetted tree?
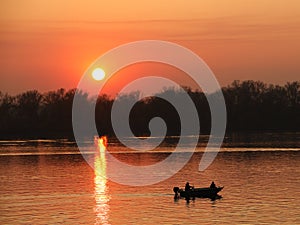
[15,90,42,134]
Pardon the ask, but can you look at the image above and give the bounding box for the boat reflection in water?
[94,136,110,225]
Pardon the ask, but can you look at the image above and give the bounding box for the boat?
[173,186,223,199]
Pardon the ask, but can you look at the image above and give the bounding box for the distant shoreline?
[0,131,299,149]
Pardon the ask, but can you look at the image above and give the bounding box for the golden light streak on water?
[94,136,110,225]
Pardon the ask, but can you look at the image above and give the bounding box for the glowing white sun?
[92,68,105,81]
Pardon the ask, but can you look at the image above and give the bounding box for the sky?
[1,0,300,95]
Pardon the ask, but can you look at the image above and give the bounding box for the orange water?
[0,147,299,224]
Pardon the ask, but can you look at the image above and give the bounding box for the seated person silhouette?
[210,181,216,189]
[185,182,191,192]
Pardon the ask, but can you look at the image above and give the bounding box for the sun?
[92,68,106,81]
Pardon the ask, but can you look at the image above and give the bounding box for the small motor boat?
[173,185,223,199]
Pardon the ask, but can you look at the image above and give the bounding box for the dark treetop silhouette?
[0,80,299,139]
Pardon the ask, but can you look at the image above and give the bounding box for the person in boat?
[185,182,191,192]
[184,182,191,202]
[210,181,216,189]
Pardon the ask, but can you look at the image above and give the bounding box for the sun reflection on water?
[94,136,110,225]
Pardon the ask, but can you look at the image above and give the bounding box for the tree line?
[0,80,299,139]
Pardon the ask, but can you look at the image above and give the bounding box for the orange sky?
[1,0,300,94]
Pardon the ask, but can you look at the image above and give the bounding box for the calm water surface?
[0,139,299,224]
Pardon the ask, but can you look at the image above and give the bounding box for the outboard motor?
[173,187,180,199]
[173,187,179,193]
